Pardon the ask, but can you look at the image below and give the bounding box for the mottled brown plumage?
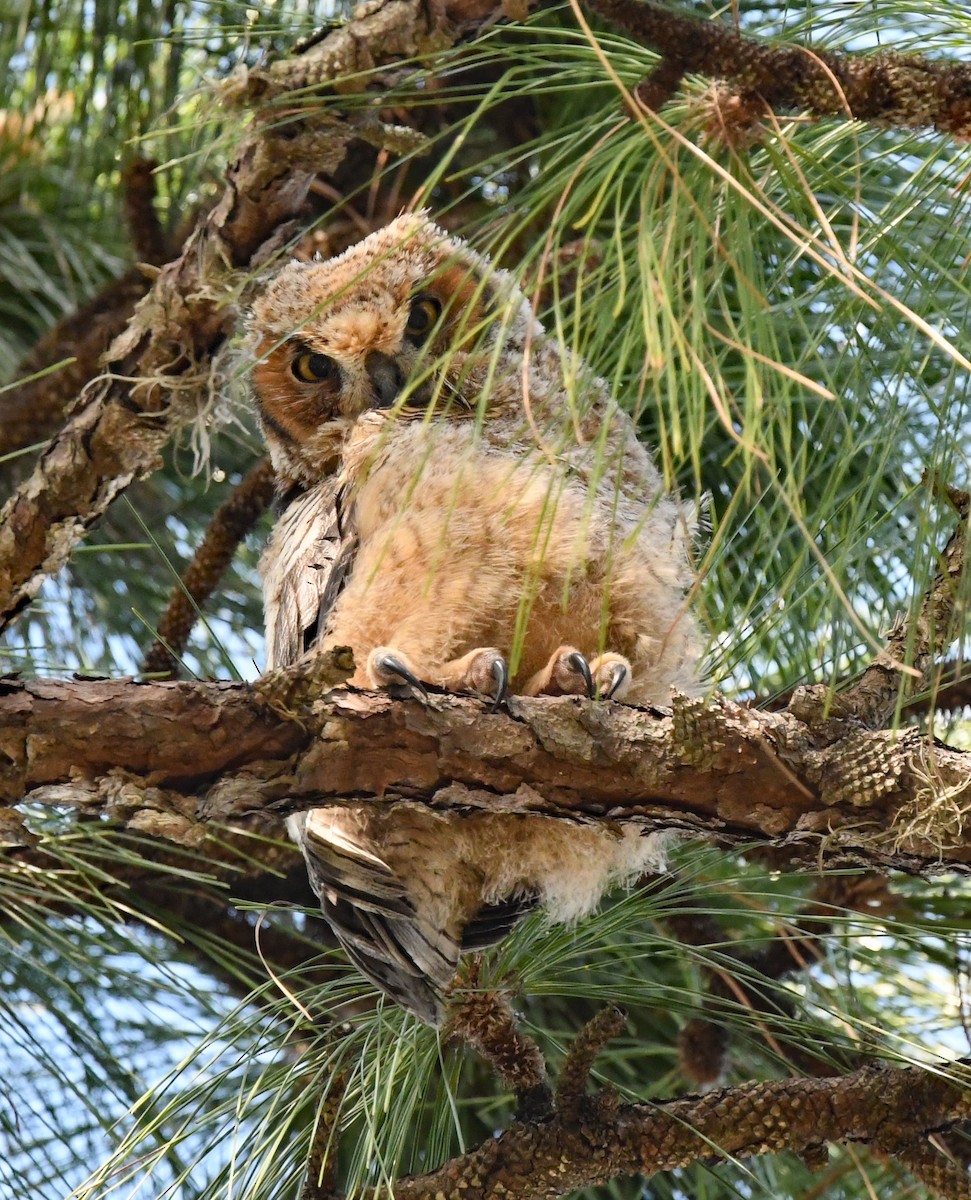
[251,213,700,1023]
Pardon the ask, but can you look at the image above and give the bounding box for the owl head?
[248,213,537,487]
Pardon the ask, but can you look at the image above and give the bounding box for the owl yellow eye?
[291,349,338,384]
[405,295,442,343]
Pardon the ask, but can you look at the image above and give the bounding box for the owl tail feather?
[288,810,538,1025]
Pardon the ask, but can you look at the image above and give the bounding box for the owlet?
[251,213,699,1024]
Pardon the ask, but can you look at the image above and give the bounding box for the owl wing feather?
[262,480,357,669]
[265,479,455,1023]
[461,895,537,951]
[284,805,453,1024]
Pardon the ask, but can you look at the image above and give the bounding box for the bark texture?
[1,667,969,876]
[591,0,971,140]
[373,1059,971,1199]
[0,131,320,628]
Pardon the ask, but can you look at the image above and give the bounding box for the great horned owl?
[251,213,699,1024]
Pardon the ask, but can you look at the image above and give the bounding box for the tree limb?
[1,667,969,875]
[0,129,321,630]
[0,160,176,465]
[761,657,971,718]
[141,456,277,677]
[812,483,970,730]
[589,0,971,140]
[369,1058,971,1199]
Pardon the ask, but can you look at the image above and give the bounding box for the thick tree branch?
[371,1059,971,1199]
[762,657,971,717]
[0,130,321,630]
[589,0,971,140]
[1,667,969,874]
[0,272,152,465]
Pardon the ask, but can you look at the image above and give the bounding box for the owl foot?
[367,647,429,699]
[589,653,632,701]
[437,647,509,710]
[522,646,594,698]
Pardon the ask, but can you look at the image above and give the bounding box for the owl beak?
[365,350,404,409]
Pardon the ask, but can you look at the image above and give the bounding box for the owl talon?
[566,651,595,699]
[599,663,628,700]
[490,656,509,711]
[369,649,429,699]
[523,645,594,698]
[589,653,633,702]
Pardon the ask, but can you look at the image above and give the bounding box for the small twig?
[634,58,685,111]
[301,1071,347,1200]
[555,1005,627,1124]
[678,1018,731,1086]
[445,969,553,1120]
[789,481,969,732]
[840,480,969,725]
[142,457,277,677]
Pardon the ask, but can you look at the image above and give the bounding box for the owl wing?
[264,479,456,1023]
[262,480,358,670]
[287,807,457,1024]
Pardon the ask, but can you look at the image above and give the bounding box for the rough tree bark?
[0,0,505,631]
[1,664,969,875]
[6,666,971,1198]
[372,1057,971,1200]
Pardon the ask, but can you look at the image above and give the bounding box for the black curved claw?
[489,656,510,712]
[376,653,429,700]
[600,662,629,701]
[566,651,594,699]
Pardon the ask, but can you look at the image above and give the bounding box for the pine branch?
[553,1004,627,1123]
[446,973,553,1119]
[0,136,314,629]
[0,158,178,464]
[2,667,970,876]
[673,873,893,1083]
[769,479,970,749]
[589,0,971,140]
[761,658,971,717]
[302,1070,347,1200]
[0,0,511,634]
[0,271,152,463]
[893,1137,971,1200]
[812,483,970,730]
[371,1058,971,1199]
